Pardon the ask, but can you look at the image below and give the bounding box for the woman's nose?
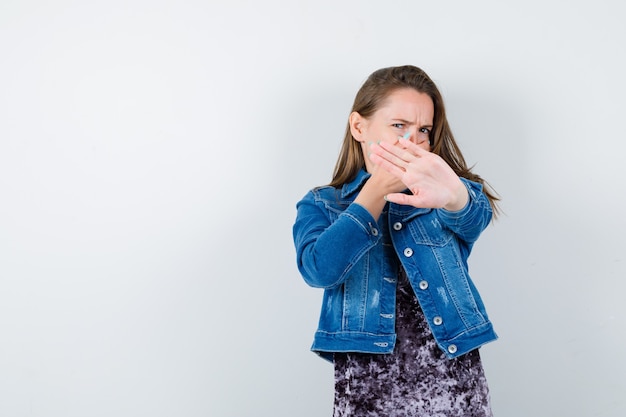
[403,129,428,144]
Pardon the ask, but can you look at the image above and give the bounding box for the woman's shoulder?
[295,183,331,196]
[312,184,338,194]
[297,185,340,204]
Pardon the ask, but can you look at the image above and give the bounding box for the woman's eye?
[419,127,432,135]
[392,123,405,129]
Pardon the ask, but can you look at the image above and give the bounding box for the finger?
[369,152,406,178]
[376,141,414,164]
[370,142,410,169]
[398,136,429,156]
[384,193,426,207]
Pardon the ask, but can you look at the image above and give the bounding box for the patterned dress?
[333,267,493,417]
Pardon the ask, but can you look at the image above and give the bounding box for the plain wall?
[1,1,625,416]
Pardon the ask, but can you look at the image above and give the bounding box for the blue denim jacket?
[293,169,497,362]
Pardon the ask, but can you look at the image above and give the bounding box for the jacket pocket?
[406,216,453,247]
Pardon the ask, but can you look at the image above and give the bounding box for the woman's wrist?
[443,181,469,212]
[354,177,389,219]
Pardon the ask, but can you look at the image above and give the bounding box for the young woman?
[293,65,499,416]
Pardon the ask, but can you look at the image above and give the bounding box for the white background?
[1,1,625,416]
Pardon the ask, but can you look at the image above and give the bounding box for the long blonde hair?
[329,65,500,216]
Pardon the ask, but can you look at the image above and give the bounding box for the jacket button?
[403,248,413,257]
[393,222,402,231]
[433,316,443,325]
[448,344,458,354]
[370,227,379,236]
[419,280,428,290]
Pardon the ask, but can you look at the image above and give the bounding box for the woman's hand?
[353,144,407,220]
[369,138,469,211]
[366,147,408,195]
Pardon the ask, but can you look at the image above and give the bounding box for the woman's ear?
[349,111,366,142]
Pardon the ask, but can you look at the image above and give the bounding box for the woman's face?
[350,88,434,172]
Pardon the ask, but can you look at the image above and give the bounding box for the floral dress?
[333,266,493,417]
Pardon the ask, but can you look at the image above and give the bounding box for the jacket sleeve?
[292,190,381,289]
[436,178,493,246]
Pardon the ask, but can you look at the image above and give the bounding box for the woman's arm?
[368,138,492,244]
[293,191,381,289]
[436,178,493,245]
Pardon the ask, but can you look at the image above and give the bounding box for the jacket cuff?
[343,202,381,238]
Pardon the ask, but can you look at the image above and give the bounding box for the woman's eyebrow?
[391,118,433,128]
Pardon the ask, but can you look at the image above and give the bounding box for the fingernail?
[402,132,410,140]
[383,195,388,201]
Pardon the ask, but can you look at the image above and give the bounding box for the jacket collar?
[340,169,371,198]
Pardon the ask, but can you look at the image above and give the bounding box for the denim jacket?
[293,169,497,362]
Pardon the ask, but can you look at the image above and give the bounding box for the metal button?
[418,280,428,290]
[433,316,443,326]
[393,222,402,231]
[448,344,458,354]
[371,227,379,236]
[403,248,413,257]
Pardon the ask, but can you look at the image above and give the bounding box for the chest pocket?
[406,215,453,247]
